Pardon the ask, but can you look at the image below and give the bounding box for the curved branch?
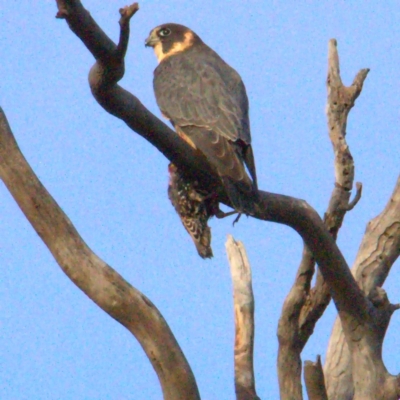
[0,108,200,400]
[226,236,260,400]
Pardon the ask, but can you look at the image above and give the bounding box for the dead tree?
[0,1,399,399]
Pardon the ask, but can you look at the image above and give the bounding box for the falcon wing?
[154,45,258,212]
[153,45,251,145]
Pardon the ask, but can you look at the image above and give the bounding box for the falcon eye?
[159,28,171,37]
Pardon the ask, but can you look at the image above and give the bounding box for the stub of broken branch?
[304,356,328,400]
[226,236,260,400]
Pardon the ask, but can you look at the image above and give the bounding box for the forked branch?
[277,39,368,400]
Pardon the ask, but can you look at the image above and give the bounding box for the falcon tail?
[242,144,258,193]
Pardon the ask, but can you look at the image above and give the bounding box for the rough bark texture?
[226,236,260,400]
[0,107,201,400]
[324,176,400,400]
[277,39,367,400]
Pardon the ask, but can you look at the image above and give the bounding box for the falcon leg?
[232,213,242,226]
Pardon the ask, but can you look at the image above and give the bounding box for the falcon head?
[145,23,200,62]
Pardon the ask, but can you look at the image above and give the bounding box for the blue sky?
[1,1,399,399]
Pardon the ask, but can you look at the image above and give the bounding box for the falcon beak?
[145,32,160,48]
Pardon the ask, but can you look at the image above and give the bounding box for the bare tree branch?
[299,39,369,331]
[0,107,200,400]
[354,176,400,292]
[325,175,400,400]
[277,39,368,399]
[226,236,260,400]
[314,40,400,400]
[304,356,328,400]
[277,244,312,400]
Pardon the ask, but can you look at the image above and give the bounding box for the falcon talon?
[232,213,242,226]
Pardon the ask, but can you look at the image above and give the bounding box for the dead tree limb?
[226,236,260,400]
[319,40,400,400]
[277,39,368,400]
[0,107,200,400]
[325,175,400,400]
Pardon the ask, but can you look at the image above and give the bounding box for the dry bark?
[226,236,260,400]
[277,39,367,400]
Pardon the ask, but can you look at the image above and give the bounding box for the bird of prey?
[168,163,235,259]
[145,23,258,215]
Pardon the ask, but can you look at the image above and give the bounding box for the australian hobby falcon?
[145,23,258,214]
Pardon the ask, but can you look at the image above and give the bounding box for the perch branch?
[0,108,200,400]
[54,0,369,319]
[226,236,260,400]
